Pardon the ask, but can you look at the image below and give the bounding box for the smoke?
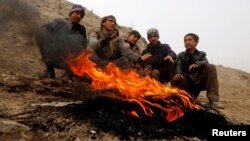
[0,0,86,71]
[35,24,85,70]
[0,0,40,37]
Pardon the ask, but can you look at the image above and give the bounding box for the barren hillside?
[0,0,250,140]
[0,0,146,76]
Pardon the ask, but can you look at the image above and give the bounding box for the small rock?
[0,120,30,133]
[90,130,96,134]
[27,59,34,63]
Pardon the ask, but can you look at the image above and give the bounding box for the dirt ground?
[0,65,250,141]
[1,0,250,140]
[0,69,248,141]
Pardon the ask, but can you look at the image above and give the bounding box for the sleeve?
[132,45,141,55]
[81,25,88,49]
[87,31,105,64]
[117,39,141,62]
[175,52,185,74]
[164,44,177,60]
[141,48,148,55]
[194,51,209,67]
[150,44,177,67]
[43,18,64,32]
[87,31,101,50]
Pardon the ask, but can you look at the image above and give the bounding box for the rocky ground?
[0,73,241,141]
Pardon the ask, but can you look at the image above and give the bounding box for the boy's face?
[70,11,83,24]
[127,34,139,45]
[148,34,159,45]
[184,35,198,51]
[102,18,116,31]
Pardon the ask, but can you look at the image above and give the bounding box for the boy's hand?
[173,74,183,80]
[189,64,199,72]
[143,65,152,76]
[164,55,174,63]
[140,53,152,61]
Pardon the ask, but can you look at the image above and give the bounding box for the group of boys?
[35,4,223,109]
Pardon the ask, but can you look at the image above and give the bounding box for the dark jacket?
[36,18,87,69]
[141,42,176,69]
[44,18,87,49]
[175,49,208,75]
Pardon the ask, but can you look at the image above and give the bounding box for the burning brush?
[66,51,200,122]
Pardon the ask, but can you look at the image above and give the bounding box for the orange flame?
[67,51,200,122]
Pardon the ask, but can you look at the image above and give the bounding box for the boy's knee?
[150,69,160,80]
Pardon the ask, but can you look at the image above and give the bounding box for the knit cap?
[147,28,159,38]
[69,4,85,17]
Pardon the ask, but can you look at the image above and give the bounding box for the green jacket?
[88,30,141,63]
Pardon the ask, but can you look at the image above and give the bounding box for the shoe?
[208,101,224,109]
[43,70,55,79]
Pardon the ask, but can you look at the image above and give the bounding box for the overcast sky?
[67,0,250,73]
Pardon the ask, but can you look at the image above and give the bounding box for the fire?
[67,51,200,122]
